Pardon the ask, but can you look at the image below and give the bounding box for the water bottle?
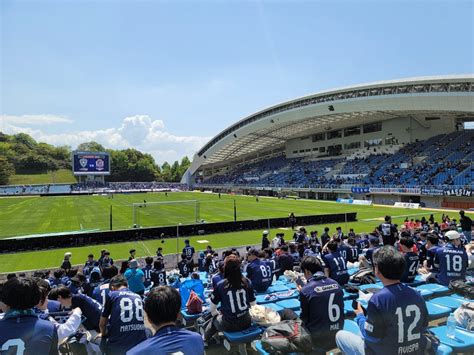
[447,313,456,339]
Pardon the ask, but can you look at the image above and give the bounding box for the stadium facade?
[184,75,474,208]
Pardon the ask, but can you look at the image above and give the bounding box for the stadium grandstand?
[184,75,474,209]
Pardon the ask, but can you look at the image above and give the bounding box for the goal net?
[132,200,200,228]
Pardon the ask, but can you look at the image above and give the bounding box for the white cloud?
[0,114,73,125]
[2,115,210,164]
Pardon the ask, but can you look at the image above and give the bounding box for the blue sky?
[1,0,473,163]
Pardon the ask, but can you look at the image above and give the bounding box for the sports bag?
[261,320,313,354]
[349,268,376,285]
[449,280,474,299]
[454,301,474,331]
[186,290,203,314]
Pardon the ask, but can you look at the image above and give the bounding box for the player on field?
[127,286,204,355]
[99,275,147,355]
[434,230,468,286]
[299,256,344,351]
[245,248,272,293]
[0,278,58,355]
[336,246,429,355]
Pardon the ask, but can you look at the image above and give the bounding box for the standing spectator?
[336,246,429,355]
[323,240,349,286]
[83,254,96,276]
[261,230,270,250]
[183,239,195,261]
[124,259,145,295]
[92,265,119,307]
[99,275,147,355]
[399,237,420,284]
[100,251,114,268]
[61,252,72,272]
[289,212,297,230]
[128,249,136,261]
[127,286,204,355]
[434,230,468,286]
[49,285,102,333]
[204,255,256,342]
[156,246,164,259]
[377,215,398,245]
[459,210,473,243]
[321,227,331,246]
[178,254,193,278]
[0,278,58,355]
[246,248,272,293]
[142,257,154,289]
[299,256,344,352]
[334,226,344,240]
[151,259,167,287]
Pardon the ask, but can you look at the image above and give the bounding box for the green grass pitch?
[0,192,452,273]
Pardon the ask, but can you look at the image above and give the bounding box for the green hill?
[9,169,76,185]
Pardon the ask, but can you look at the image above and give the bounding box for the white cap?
[64,252,72,257]
[445,230,461,240]
[263,230,269,235]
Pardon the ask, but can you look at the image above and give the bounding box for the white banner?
[394,202,420,209]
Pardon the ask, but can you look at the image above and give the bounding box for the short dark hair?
[145,257,153,265]
[1,278,41,310]
[385,215,391,222]
[145,286,181,325]
[181,253,187,260]
[129,249,136,254]
[324,227,329,232]
[427,233,439,245]
[102,266,118,280]
[88,254,94,258]
[36,278,51,304]
[153,260,164,269]
[281,245,289,252]
[327,240,338,252]
[48,285,72,300]
[109,274,128,289]
[300,256,323,274]
[374,246,406,280]
[185,239,190,244]
[6,273,16,280]
[399,236,415,249]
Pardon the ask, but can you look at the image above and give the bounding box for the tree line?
[0,132,191,185]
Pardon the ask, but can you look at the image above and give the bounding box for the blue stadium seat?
[267,285,290,293]
[180,309,204,326]
[348,268,358,276]
[343,319,361,336]
[344,300,356,317]
[275,290,299,301]
[285,283,297,290]
[343,290,358,300]
[429,296,464,311]
[358,283,383,291]
[436,344,453,355]
[451,294,474,302]
[425,301,452,321]
[431,325,474,352]
[265,303,284,312]
[405,275,426,287]
[410,286,434,299]
[416,284,450,296]
[256,294,277,305]
[275,298,300,311]
[223,326,263,355]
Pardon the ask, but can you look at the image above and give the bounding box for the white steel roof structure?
[185,75,474,179]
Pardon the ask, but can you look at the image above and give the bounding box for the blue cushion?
[348,268,358,276]
[416,284,450,296]
[451,294,474,302]
[430,296,464,311]
[343,290,358,300]
[268,285,289,293]
[275,298,300,311]
[275,290,299,300]
[343,319,361,336]
[285,283,297,290]
[256,294,277,304]
[425,301,452,321]
[436,344,453,355]
[405,275,427,287]
[265,303,284,312]
[294,310,301,317]
[358,283,383,291]
[272,280,286,286]
[431,325,474,351]
[278,275,288,282]
[410,286,434,299]
[223,326,263,343]
[254,341,270,355]
[344,300,355,317]
[180,309,203,321]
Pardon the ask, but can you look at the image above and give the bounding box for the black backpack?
[449,279,474,299]
[349,268,376,285]
[261,320,313,354]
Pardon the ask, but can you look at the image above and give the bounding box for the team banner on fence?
[443,188,472,197]
[421,187,444,196]
[337,198,372,205]
[351,187,370,194]
[369,187,421,194]
[394,202,420,209]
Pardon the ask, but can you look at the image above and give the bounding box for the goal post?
[132,200,200,228]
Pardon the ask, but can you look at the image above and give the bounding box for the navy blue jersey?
[356,283,428,355]
[183,246,195,259]
[365,247,380,268]
[92,280,111,307]
[127,325,204,355]
[141,265,153,288]
[0,312,58,355]
[277,253,294,275]
[425,245,441,272]
[102,288,147,355]
[211,273,224,289]
[338,245,359,263]
[150,268,167,287]
[266,256,280,275]
[100,257,114,268]
[357,238,370,251]
[300,273,344,335]
[323,251,349,285]
[71,293,102,331]
[178,260,192,277]
[435,244,468,286]
[401,252,420,283]
[47,277,63,289]
[211,279,256,321]
[47,300,62,313]
[245,259,272,293]
[197,257,206,272]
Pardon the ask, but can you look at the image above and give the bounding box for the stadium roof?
[187,74,474,176]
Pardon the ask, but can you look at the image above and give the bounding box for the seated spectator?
[323,240,349,285]
[100,251,114,268]
[277,245,294,277]
[48,269,64,288]
[142,257,154,289]
[197,252,207,272]
[211,261,224,289]
[204,255,256,343]
[151,259,167,287]
[422,233,441,273]
[60,252,72,272]
[336,246,429,355]
[264,248,280,277]
[0,278,58,355]
[363,236,381,269]
[245,248,272,293]
[434,230,468,286]
[124,259,145,295]
[92,265,119,307]
[84,266,102,296]
[399,237,420,283]
[127,286,204,355]
[299,256,344,352]
[178,253,193,278]
[83,254,97,276]
[49,285,102,333]
[99,275,147,355]
[128,249,136,261]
